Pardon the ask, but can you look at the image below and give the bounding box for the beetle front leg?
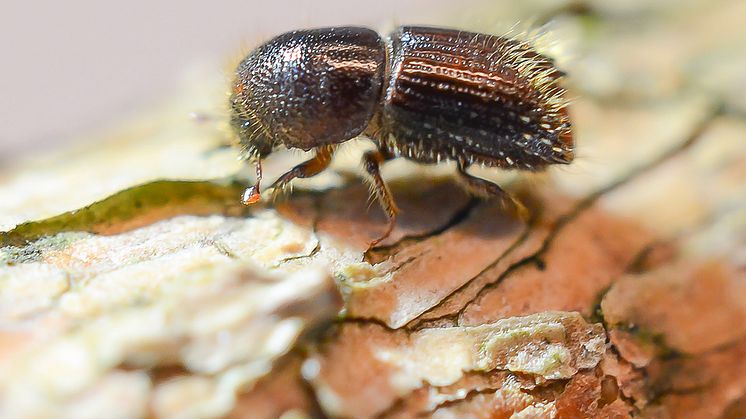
[362,147,399,247]
[241,159,264,205]
[268,145,335,200]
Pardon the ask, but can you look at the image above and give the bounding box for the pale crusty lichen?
[0,203,341,418]
[304,312,605,418]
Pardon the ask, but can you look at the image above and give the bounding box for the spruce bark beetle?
[230,26,574,245]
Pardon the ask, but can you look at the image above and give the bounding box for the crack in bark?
[598,357,646,416]
[383,253,426,276]
[422,387,504,415]
[405,223,534,330]
[375,372,572,418]
[364,197,480,264]
[372,372,515,419]
[338,314,399,331]
[212,240,240,260]
[408,252,539,329]
[276,195,324,265]
[647,379,718,407]
[602,314,746,411]
[592,322,746,413]
[646,336,746,408]
[588,234,675,326]
[278,242,321,264]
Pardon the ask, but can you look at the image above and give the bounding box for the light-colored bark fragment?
[390,312,605,384]
[306,311,604,418]
[0,261,340,419]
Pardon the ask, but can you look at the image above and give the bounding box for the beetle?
[230,26,574,245]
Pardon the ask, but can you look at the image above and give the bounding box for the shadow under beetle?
[230,26,574,246]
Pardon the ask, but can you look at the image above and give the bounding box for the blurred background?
[0,0,509,160]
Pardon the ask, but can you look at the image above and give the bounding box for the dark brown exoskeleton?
[230,26,574,245]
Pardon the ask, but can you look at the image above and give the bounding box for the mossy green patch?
[1,179,246,247]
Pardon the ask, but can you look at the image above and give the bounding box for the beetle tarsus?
[456,163,529,221]
[370,216,396,248]
[241,160,264,205]
[363,148,399,247]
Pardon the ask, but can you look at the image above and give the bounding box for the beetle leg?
[362,148,399,246]
[456,163,529,220]
[269,145,335,199]
[241,159,264,205]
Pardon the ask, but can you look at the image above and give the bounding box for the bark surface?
[1,1,745,418]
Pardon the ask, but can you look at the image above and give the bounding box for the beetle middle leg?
[362,147,399,247]
[268,145,336,199]
[456,163,528,220]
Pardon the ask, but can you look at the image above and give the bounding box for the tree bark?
[1,1,745,418]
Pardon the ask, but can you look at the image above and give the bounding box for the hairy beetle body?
[375,26,573,169]
[230,25,574,245]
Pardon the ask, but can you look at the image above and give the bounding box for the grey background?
[1,0,497,159]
